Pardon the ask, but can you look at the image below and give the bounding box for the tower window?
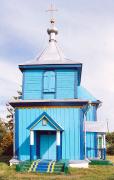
[43,71,55,92]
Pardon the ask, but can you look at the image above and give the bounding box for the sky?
[0,0,114,131]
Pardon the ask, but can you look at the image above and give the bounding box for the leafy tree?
[0,89,22,156]
[6,89,22,132]
[0,130,13,155]
[106,132,114,155]
[0,119,6,143]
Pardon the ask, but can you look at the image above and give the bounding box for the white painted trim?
[30,131,34,145]
[102,135,104,148]
[56,131,60,146]
[103,134,106,148]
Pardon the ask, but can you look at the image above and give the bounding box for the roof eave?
[19,63,82,71]
[9,99,89,108]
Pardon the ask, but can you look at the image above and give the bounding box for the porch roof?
[27,112,63,131]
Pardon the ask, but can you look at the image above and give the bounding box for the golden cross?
[46,4,58,19]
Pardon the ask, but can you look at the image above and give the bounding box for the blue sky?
[0,0,114,131]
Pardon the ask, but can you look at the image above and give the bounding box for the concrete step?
[69,160,89,168]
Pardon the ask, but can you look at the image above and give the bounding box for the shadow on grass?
[0,156,12,164]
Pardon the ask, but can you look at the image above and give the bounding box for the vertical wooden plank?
[56,69,75,99]
[22,71,25,100]
[15,109,19,158]
[65,108,70,159]
[18,109,23,160]
[74,70,78,98]
[74,108,79,159]
[80,109,84,160]
[69,108,74,160]
[23,70,43,100]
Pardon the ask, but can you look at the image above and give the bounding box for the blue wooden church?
[10,17,106,168]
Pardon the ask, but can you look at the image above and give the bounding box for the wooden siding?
[22,69,78,100]
[86,105,97,158]
[56,70,76,99]
[86,105,97,121]
[22,70,43,100]
[86,132,97,158]
[43,93,55,99]
[15,107,84,161]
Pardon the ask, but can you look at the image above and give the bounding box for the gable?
[32,118,56,131]
[27,112,63,131]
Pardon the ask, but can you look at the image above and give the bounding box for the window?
[43,71,55,92]
[42,118,47,126]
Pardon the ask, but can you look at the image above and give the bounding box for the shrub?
[107,144,114,155]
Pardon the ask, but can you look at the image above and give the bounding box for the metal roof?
[85,121,107,133]
[20,41,81,66]
[19,19,81,66]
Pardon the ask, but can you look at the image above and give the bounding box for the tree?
[6,89,22,132]
[0,119,6,143]
[106,132,114,155]
[0,88,22,156]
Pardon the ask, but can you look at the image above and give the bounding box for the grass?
[107,156,114,163]
[0,156,114,180]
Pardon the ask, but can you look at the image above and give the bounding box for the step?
[36,169,47,173]
[36,168,47,171]
[54,165,64,168]
[37,165,48,167]
[69,160,89,168]
[16,160,66,173]
[54,168,63,171]
[37,165,48,168]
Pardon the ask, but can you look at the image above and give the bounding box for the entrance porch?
[28,112,63,161]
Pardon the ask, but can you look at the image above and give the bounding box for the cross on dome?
[46,4,58,22]
[46,4,58,42]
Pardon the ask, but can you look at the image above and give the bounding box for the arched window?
[43,71,55,92]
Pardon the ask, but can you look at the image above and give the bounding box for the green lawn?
[0,156,114,180]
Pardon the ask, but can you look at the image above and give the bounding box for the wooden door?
[40,133,56,160]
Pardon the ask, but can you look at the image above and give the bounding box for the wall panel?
[16,107,82,161]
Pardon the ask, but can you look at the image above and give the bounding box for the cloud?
[0,58,22,119]
[0,0,114,131]
[0,58,21,84]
